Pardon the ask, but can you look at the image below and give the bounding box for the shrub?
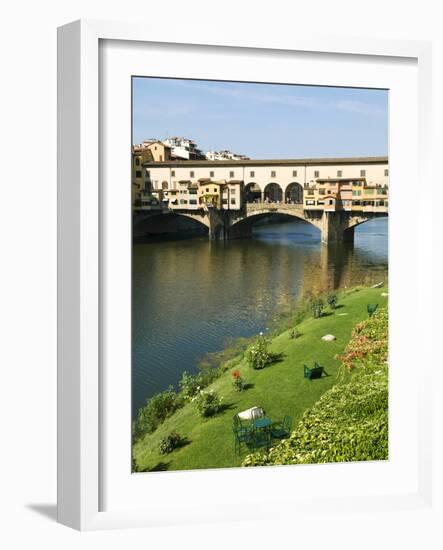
[289,326,299,339]
[179,371,202,400]
[243,370,388,467]
[327,293,338,309]
[133,386,183,439]
[159,431,185,455]
[337,307,388,371]
[246,333,273,370]
[194,389,223,417]
[179,367,221,401]
[243,308,389,467]
[310,298,324,319]
[231,369,245,392]
[198,364,222,386]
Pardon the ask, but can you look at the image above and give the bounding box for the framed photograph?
[58,20,435,531]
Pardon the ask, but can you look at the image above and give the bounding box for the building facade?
[144,141,171,162]
[205,150,250,161]
[141,156,388,212]
[162,137,206,160]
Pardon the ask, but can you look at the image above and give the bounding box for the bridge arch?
[229,208,320,238]
[264,182,283,203]
[284,182,303,204]
[347,213,388,232]
[133,210,211,232]
[245,182,262,203]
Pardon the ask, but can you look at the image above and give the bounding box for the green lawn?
[133,286,388,472]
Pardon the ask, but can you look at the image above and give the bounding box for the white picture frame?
[57,19,437,532]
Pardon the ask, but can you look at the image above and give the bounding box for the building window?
[337,170,342,177]
[189,199,197,205]
[271,170,276,178]
[135,171,142,178]
[135,158,140,166]
[171,170,175,176]
[190,171,194,178]
[230,171,234,178]
[206,188,210,192]
[250,171,255,177]
[210,171,214,177]
[213,188,218,193]
[230,188,236,193]
[292,170,297,177]
[222,199,228,205]
[314,171,319,178]
[384,169,389,176]
[360,170,366,177]
[230,198,236,205]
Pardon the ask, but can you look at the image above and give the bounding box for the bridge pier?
[207,209,226,240]
[319,211,354,244]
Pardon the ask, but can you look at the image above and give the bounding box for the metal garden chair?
[271,415,292,441]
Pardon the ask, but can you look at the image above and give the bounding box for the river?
[132,217,388,417]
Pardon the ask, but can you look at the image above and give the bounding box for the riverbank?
[133,285,388,472]
[132,219,388,415]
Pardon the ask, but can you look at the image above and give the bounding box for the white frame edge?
[57,19,433,531]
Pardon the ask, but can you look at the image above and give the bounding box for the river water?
[132,218,388,417]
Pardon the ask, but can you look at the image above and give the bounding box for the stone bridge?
[134,202,388,243]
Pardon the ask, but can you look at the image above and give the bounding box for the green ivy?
[243,308,388,467]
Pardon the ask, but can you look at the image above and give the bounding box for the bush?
[198,364,222,386]
[243,371,388,466]
[243,308,389,467]
[179,367,221,401]
[327,293,338,309]
[179,371,202,400]
[310,298,324,318]
[289,326,299,339]
[246,333,273,370]
[133,386,183,439]
[231,369,245,392]
[194,389,223,417]
[159,431,185,455]
[337,308,388,371]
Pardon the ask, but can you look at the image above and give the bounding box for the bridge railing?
[246,202,304,212]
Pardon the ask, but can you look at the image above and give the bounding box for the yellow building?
[352,184,388,211]
[132,146,156,208]
[304,177,386,213]
[198,179,223,208]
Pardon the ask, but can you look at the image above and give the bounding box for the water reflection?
[132,218,388,416]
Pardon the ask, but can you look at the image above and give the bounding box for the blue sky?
[132,78,388,159]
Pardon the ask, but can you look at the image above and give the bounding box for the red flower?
[232,370,241,379]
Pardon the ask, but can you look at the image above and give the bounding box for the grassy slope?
[133,286,388,472]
